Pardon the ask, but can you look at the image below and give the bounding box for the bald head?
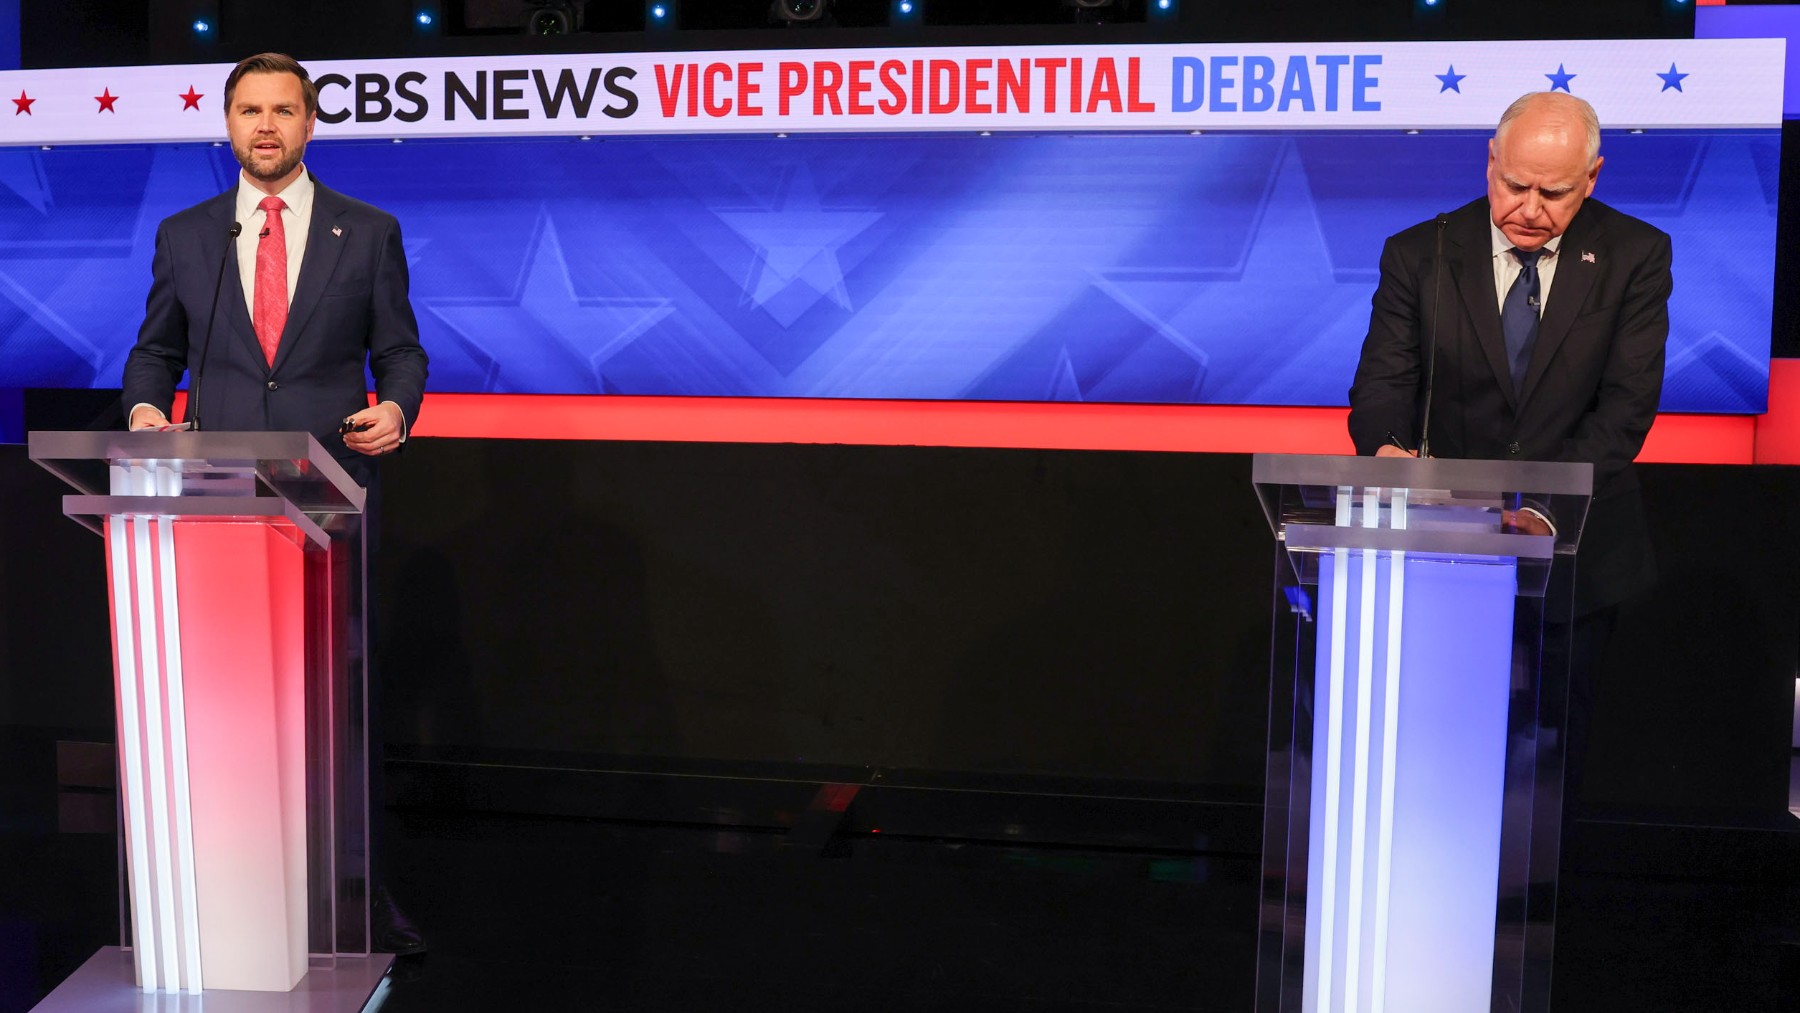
[1495,91,1601,167]
[1486,91,1604,252]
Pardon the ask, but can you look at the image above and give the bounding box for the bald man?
[1348,92,1672,818]
[1348,90,1668,616]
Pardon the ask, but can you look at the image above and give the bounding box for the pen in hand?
[1383,431,1418,457]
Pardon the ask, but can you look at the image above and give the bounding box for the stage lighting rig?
[772,0,831,23]
[523,0,585,33]
[1060,0,1137,24]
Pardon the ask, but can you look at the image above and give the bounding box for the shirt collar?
[236,167,314,223]
[1489,221,1561,261]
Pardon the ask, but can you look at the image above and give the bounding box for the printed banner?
[0,38,1782,145]
[0,39,1780,413]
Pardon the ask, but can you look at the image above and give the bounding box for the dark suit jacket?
[121,177,428,487]
[1347,197,1672,613]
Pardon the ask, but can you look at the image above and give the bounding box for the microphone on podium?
[1417,212,1450,460]
[186,221,243,432]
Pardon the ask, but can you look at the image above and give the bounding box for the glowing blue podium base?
[1252,455,1592,1013]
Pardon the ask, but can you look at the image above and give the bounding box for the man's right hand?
[129,405,171,430]
[1375,444,1418,458]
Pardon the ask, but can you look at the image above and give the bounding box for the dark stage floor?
[373,809,1799,1013]
[4,746,1797,1012]
[378,811,1256,1012]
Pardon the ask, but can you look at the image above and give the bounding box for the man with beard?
[122,52,427,485]
[120,53,428,954]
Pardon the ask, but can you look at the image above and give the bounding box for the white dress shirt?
[1490,222,1562,316]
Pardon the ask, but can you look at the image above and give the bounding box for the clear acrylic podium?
[1251,453,1593,1013]
[27,431,391,1010]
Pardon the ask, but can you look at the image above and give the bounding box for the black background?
[5,437,1794,832]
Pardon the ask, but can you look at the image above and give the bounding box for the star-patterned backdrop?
[0,128,1776,411]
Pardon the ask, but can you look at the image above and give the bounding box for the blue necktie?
[1501,247,1543,395]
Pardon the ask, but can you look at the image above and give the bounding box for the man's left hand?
[342,401,406,457]
[1501,509,1553,537]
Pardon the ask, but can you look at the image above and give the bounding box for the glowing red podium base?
[30,431,381,1006]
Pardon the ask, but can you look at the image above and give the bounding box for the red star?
[95,88,118,113]
[179,86,203,111]
[12,91,34,116]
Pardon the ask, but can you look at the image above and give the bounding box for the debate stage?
[3,436,1795,1012]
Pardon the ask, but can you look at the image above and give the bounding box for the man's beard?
[234,139,304,183]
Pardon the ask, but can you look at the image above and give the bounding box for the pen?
[1384,431,1412,454]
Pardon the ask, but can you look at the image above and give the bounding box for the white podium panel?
[1305,549,1515,1012]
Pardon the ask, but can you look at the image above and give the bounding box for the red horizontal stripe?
[1752,358,1800,465]
[181,373,1800,465]
[409,393,1358,455]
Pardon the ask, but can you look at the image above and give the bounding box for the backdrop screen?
[0,128,1776,411]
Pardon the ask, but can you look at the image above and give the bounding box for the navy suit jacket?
[1347,197,1672,613]
[122,177,428,487]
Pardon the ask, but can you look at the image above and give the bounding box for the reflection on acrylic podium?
[1251,454,1592,1013]
[27,431,391,1012]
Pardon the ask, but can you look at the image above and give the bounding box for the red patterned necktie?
[253,195,288,366]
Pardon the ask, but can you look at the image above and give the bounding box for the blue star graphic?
[713,164,883,328]
[1060,142,1357,405]
[424,213,673,393]
[1657,63,1689,93]
[1177,144,1368,403]
[1435,65,1466,94]
[1545,65,1576,92]
[3,145,225,387]
[1653,135,1777,411]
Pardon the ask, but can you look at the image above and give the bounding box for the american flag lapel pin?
[332,226,343,237]
[1581,250,1595,264]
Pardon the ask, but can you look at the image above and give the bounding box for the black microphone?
[185,221,242,432]
[259,227,270,238]
[1417,212,1449,460]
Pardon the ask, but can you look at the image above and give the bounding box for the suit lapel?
[270,181,347,374]
[1446,205,1516,411]
[223,258,259,369]
[1519,204,1603,407]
